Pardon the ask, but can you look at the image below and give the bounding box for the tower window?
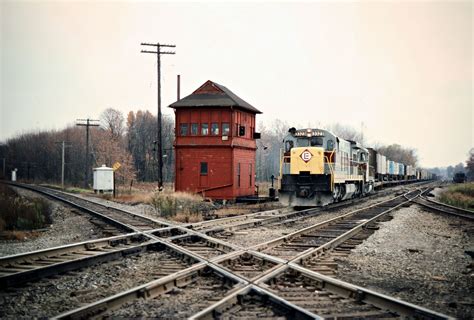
[200,162,208,175]
[201,123,209,135]
[180,124,188,136]
[211,123,219,135]
[191,123,198,135]
[222,123,230,136]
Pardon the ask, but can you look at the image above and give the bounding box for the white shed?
[93,165,114,193]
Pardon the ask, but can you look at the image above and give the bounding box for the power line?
[76,119,100,188]
[141,42,176,189]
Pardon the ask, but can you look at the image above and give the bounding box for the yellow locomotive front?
[279,128,371,207]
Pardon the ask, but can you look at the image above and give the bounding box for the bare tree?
[454,162,465,173]
[466,148,474,181]
[377,144,418,166]
[329,123,364,144]
[256,119,291,181]
[101,108,125,140]
[126,110,174,182]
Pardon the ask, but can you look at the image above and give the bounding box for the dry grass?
[173,212,203,223]
[103,192,154,205]
[93,181,282,221]
[439,183,474,211]
[97,182,174,205]
[149,191,213,221]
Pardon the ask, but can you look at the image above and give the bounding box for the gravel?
[336,205,474,319]
[0,188,105,257]
[0,249,195,318]
[72,193,184,225]
[218,190,412,248]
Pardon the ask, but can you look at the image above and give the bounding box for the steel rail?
[415,194,474,220]
[0,233,155,288]
[164,188,451,319]
[2,182,450,319]
[53,241,249,319]
[291,188,423,264]
[46,187,451,319]
[188,181,430,234]
[249,189,417,255]
[54,187,174,228]
[189,284,321,320]
[5,182,171,233]
[255,264,452,320]
[190,188,453,319]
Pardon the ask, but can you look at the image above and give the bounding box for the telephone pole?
[76,119,100,188]
[141,42,176,189]
[56,141,71,189]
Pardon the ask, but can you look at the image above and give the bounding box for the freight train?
[279,127,434,207]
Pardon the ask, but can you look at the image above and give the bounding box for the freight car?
[367,149,421,184]
[279,127,433,207]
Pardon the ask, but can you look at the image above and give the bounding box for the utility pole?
[141,42,176,189]
[76,119,100,188]
[62,141,65,189]
[177,74,181,100]
[56,141,71,189]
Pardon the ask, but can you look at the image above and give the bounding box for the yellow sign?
[112,162,121,171]
[290,147,324,175]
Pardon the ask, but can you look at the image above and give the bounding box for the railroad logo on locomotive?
[300,149,313,163]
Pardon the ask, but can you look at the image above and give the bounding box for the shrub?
[439,183,474,210]
[149,191,213,221]
[0,184,52,231]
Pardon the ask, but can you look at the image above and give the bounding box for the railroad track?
[100,266,243,319]
[1,183,453,319]
[287,190,428,276]
[6,182,170,234]
[296,220,390,276]
[190,183,425,238]
[0,233,153,287]
[414,190,474,220]
[0,240,202,318]
[263,268,397,318]
[192,263,449,319]
[252,189,421,261]
[53,187,451,319]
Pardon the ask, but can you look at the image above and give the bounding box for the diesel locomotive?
[279,127,433,207]
[279,128,374,206]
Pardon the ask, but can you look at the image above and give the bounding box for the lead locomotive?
[279,128,374,206]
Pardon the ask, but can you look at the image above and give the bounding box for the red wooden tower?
[169,80,262,199]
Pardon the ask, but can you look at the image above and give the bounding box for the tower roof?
[169,80,262,114]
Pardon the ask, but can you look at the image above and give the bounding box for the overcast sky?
[1,1,472,168]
